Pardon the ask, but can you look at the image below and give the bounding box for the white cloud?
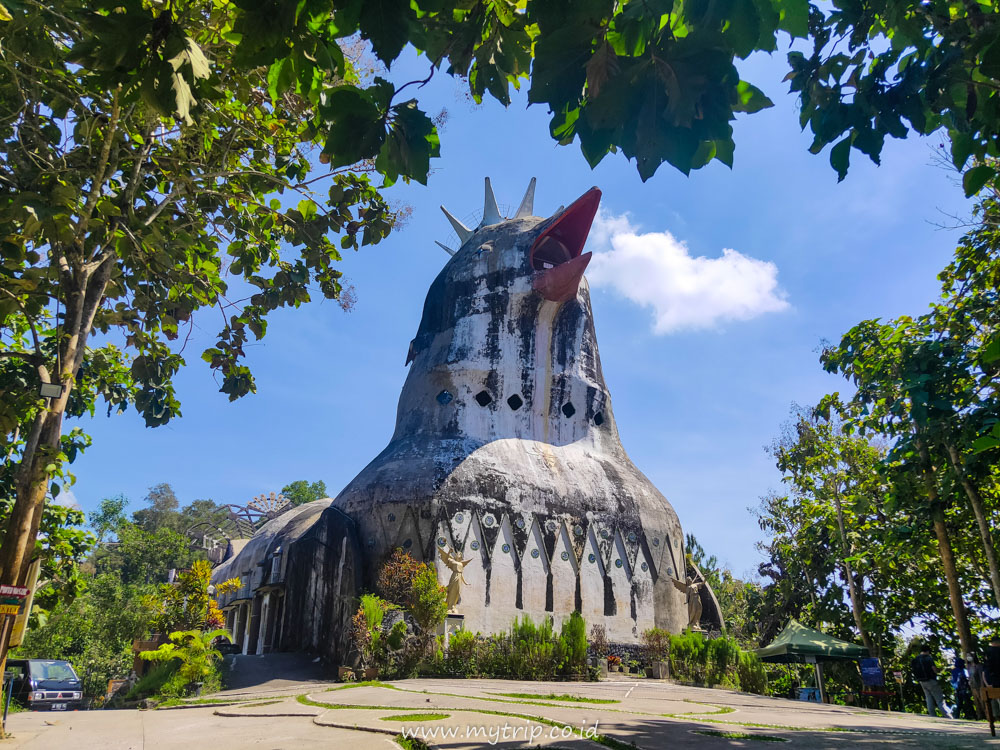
[586,210,790,334]
[52,488,81,509]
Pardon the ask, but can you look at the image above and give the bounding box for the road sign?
[0,605,18,616]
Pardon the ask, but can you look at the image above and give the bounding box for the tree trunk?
[943,440,1000,612]
[915,435,975,657]
[829,485,876,656]
[0,255,113,736]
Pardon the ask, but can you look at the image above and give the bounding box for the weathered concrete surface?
[4,678,995,749]
[334,185,717,645]
[2,704,360,749]
[222,651,331,693]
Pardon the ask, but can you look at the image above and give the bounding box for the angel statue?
[439,546,474,611]
[671,574,705,631]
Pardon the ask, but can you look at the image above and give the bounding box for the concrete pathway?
[3,675,996,749]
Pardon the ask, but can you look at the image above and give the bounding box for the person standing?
[950,656,975,719]
[986,637,1000,718]
[911,644,953,718]
[967,653,987,720]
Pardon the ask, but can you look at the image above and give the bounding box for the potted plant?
[607,654,621,672]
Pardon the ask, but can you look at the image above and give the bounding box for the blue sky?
[64,46,971,578]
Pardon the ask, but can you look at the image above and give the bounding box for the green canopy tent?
[755,620,869,703]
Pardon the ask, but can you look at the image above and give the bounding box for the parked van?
[4,659,83,711]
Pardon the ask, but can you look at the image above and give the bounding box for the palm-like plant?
[139,628,231,687]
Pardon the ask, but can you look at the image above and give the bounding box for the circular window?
[545,520,557,533]
[502,543,510,554]
[516,518,526,529]
[402,538,412,549]
[454,513,464,523]
[437,537,446,547]
[667,567,674,577]
[615,559,623,568]
[483,514,496,527]
[641,562,648,572]
[531,548,540,559]
[600,529,610,539]
[561,551,570,561]
[652,538,660,547]
[470,540,480,551]
[573,525,584,537]
[387,512,396,522]
[627,531,637,543]
[588,553,596,564]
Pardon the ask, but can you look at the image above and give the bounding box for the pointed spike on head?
[434,241,456,257]
[515,177,537,218]
[440,205,473,243]
[481,177,502,226]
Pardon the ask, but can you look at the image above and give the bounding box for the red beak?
[530,188,601,303]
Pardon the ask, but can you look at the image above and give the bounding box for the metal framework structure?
[185,492,293,565]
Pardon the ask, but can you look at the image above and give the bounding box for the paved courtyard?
[4,669,997,749]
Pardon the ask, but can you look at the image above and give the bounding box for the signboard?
[0,604,18,616]
[893,671,904,684]
[0,585,29,598]
[9,560,41,647]
[860,657,885,687]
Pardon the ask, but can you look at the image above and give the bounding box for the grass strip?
[380,713,451,722]
[332,680,401,691]
[694,730,788,742]
[158,697,248,708]
[393,734,431,750]
[494,692,618,704]
[662,701,736,718]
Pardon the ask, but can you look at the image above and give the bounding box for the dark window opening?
[561,402,576,418]
[531,235,572,270]
[436,390,453,405]
[475,390,493,407]
[594,411,604,426]
[507,394,524,411]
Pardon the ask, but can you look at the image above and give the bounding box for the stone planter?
[645,661,669,679]
[338,666,355,682]
[362,667,379,681]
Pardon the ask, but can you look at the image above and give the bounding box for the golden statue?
[439,546,474,612]
[671,575,705,631]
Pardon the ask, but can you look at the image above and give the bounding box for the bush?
[559,612,588,677]
[737,651,768,695]
[641,627,671,663]
[126,660,179,700]
[409,566,447,632]
[376,550,424,606]
[351,594,392,670]
[588,624,609,658]
[665,630,765,693]
[422,612,597,681]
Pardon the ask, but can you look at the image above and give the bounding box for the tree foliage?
[280,479,328,507]
[754,197,1000,661]
[14,571,157,698]
[0,494,94,611]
